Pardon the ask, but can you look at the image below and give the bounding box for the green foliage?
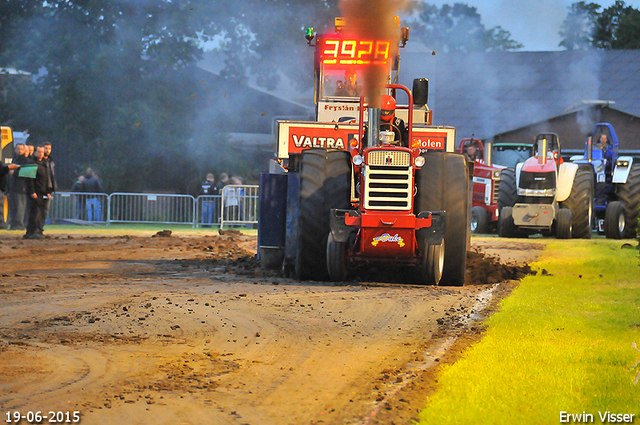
[559,1,601,50]
[406,3,523,53]
[561,1,640,50]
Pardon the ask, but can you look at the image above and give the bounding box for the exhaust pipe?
[368,108,381,147]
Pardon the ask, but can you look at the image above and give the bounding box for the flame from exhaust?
[338,0,408,108]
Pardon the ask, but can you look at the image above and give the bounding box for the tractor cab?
[533,133,562,167]
[588,123,619,165]
[458,138,484,162]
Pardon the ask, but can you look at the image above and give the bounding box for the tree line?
[0,1,638,193]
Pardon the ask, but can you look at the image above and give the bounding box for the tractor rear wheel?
[561,166,593,239]
[471,206,489,234]
[415,152,469,287]
[604,201,626,239]
[555,208,572,239]
[326,232,348,281]
[296,149,351,280]
[497,168,517,211]
[616,163,640,238]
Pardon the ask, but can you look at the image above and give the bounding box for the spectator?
[0,163,20,229]
[25,144,34,160]
[40,141,57,235]
[71,175,85,220]
[198,173,218,226]
[84,168,104,222]
[218,172,230,190]
[223,175,246,225]
[9,143,31,230]
[24,146,51,239]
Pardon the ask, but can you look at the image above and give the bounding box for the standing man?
[198,173,218,227]
[40,141,57,235]
[24,146,51,239]
[84,168,104,221]
[0,163,20,229]
[9,143,30,230]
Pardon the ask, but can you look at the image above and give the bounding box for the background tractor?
[569,123,640,239]
[457,138,534,234]
[257,18,470,286]
[498,133,593,239]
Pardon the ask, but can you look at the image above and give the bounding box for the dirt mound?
[465,249,535,285]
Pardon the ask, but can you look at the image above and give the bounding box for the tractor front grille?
[492,179,500,204]
[364,151,412,210]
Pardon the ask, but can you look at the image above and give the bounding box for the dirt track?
[0,231,540,425]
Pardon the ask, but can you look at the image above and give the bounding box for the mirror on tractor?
[412,78,428,106]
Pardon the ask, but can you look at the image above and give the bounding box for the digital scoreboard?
[319,36,391,66]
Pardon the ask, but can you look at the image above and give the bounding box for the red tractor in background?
[457,138,503,234]
[257,18,470,286]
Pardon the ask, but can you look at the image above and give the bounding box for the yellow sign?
[1,126,13,149]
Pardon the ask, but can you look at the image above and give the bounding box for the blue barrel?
[258,173,288,269]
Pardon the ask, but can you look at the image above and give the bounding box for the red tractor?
[258,18,470,286]
[457,138,503,234]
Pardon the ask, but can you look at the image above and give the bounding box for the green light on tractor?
[305,27,315,44]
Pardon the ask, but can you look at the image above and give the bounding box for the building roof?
[397,49,640,143]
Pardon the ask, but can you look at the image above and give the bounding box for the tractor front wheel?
[616,163,640,238]
[555,208,572,239]
[326,232,348,282]
[295,149,351,280]
[471,206,489,234]
[416,232,444,285]
[604,201,626,239]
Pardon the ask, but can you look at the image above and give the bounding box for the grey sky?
[424,0,640,51]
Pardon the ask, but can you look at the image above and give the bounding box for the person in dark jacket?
[40,141,57,234]
[198,173,218,226]
[83,168,104,221]
[0,162,20,229]
[24,146,51,239]
[9,143,31,230]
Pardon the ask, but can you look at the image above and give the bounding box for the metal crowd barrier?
[49,192,109,224]
[109,193,195,225]
[48,186,259,228]
[219,185,259,230]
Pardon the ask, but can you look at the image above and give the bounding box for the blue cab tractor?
[570,123,640,239]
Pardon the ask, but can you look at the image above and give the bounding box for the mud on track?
[0,231,540,425]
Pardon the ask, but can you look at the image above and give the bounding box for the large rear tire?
[561,166,593,239]
[615,163,640,238]
[555,208,572,239]
[415,152,469,287]
[497,168,517,211]
[296,149,351,280]
[470,206,489,234]
[604,200,626,239]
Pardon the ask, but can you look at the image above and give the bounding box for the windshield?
[321,68,363,99]
[492,145,532,168]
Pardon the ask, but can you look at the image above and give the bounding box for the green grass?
[417,239,640,424]
[1,223,257,237]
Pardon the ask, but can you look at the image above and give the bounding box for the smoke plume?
[339,0,408,108]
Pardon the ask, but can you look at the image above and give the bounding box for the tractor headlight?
[492,170,501,179]
[414,156,426,168]
[352,155,364,166]
[616,160,630,167]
